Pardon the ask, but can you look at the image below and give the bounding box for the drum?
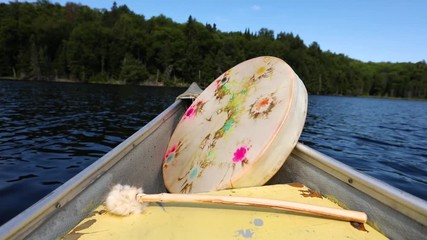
[163,56,307,193]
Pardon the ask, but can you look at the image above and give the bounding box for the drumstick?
[105,184,367,223]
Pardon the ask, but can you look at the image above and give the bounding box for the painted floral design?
[164,141,182,165]
[214,71,231,100]
[189,166,200,180]
[178,162,203,193]
[256,66,273,79]
[184,106,196,119]
[215,71,230,88]
[183,100,206,120]
[249,94,277,119]
[248,64,274,84]
[232,146,250,166]
[164,56,291,193]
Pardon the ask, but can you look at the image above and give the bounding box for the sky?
[3,0,426,63]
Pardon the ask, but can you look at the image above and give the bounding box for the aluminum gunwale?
[293,143,427,226]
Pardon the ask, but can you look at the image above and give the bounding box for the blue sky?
[3,0,426,63]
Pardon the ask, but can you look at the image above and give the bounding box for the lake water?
[1,80,426,226]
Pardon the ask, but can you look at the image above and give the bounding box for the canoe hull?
[269,144,427,239]
[64,184,387,240]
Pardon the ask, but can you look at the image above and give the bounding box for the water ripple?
[300,96,427,200]
[0,80,181,225]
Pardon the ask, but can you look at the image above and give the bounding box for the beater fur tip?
[105,184,147,216]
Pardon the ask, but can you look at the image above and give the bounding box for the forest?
[1,1,426,98]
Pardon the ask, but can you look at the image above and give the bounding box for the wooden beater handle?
[137,193,367,223]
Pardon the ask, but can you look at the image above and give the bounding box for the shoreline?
[0,77,191,88]
[1,77,425,101]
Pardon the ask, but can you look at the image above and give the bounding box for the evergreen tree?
[0,1,425,98]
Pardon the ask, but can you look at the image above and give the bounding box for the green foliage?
[0,1,426,98]
[119,53,149,84]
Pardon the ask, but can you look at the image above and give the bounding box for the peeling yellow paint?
[299,189,323,198]
[63,219,96,240]
[63,184,387,240]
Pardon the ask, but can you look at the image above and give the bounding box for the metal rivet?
[348,178,353,184]
[55,202,62,208]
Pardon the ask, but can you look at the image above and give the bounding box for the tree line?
[1,1,426,98]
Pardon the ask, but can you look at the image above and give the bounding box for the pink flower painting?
[184,106,196,119]
[183,100,205,120]
[232,146,250,164]
[164,142,181,164]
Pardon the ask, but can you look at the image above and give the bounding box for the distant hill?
[0,1,426,98]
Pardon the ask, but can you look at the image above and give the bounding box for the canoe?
[0,82,426,240]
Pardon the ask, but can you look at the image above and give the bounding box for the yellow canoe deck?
[63,184,387,240]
